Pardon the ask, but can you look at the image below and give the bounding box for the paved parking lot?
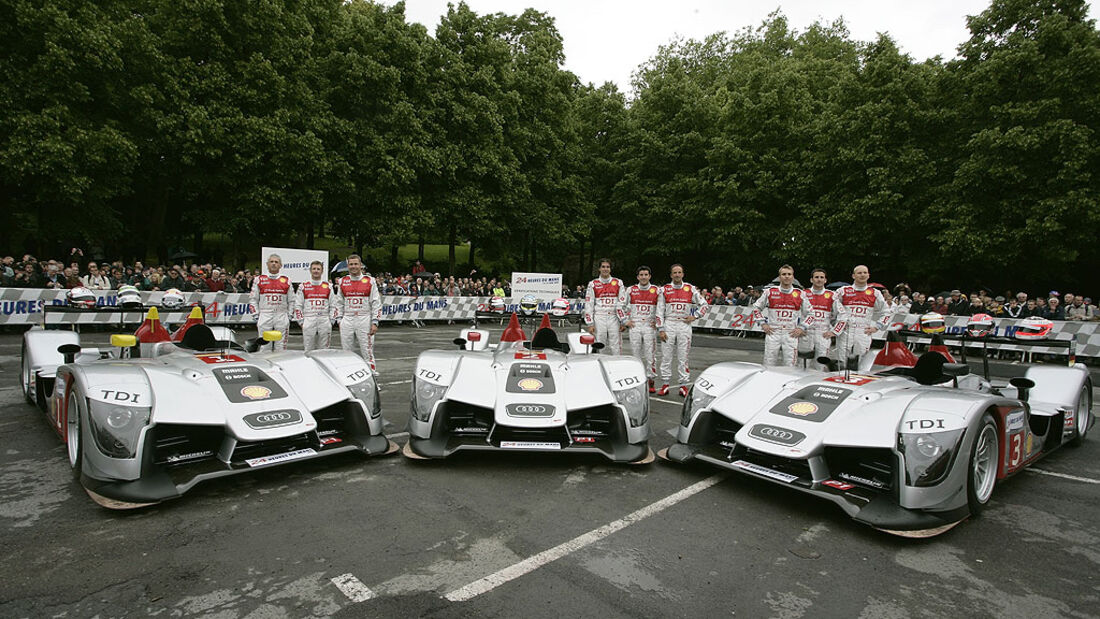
[1,324,1098,618]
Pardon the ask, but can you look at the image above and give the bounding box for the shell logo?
[321,282,329,288]
[517,378,544,392]
[825,292,832,299]
[787,401,819,416]
[279,276,288,283]
[865,289,873,296]
[792,290,800,297]
[241,385,272,400]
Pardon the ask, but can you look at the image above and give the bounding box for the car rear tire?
[20,343,35,405]
[1069,381,1092,447]
[967,414,998,516]
[67,386,84,480]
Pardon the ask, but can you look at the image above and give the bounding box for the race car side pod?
[135,307,171,357]
[500,313,527,344]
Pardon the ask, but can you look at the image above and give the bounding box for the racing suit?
[335,274,382,370]
[832,285,888,367]
[249,274,292,351]
[625,284,660,381]
[657,282,709,387]
[801,287,835,370]
[751,286,811,367]
[295,279,335,352]
[584,276,627,354]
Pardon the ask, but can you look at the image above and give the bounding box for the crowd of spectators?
[3,253,1096,322]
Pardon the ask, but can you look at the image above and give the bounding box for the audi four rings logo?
[243,410,302,429]
[748,424,806,446]
[505,403,555,417]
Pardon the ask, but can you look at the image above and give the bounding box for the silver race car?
[663,332,1093,535]
[21,307,395,508]
[404,314,654,463]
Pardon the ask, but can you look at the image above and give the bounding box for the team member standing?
[249,254,293,351]
[802,268,835,370]
[751,265,810,367]
[657,264,709,396]
[624,266,660,392]
[294,260,336,352]
[584,258,627,354]
[335,254,382,371]
[827,264,888,368]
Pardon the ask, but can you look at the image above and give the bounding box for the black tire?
[20,343,35,406]
[1069,381,1092,447]
[967,413,999,516]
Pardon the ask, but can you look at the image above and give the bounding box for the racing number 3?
[1009,432,1023,468]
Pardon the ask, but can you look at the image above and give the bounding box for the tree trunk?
[418,234,426,262]
[522,231,530,271]
[530,237,537,272]
[576,238,586,285]
[448,225,457,276]
[467,239,477,273]
[306,217,315,249]
[389,244,399,272]
[193,230,204,255]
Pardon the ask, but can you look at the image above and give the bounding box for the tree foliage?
[1,0,1097,291]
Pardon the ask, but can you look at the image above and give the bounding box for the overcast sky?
[398,0,1097,93]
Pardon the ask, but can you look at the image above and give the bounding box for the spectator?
[909,292,931,315]
[932,296,949,315]
[412,260,427,275]
[82,262,109,289]
[947,290,969,316]
[966,293,984,316]
[206,269,226,292]
[1044,296,1065,320]
[2,256,17,285]
[1024,298,1038,316]
[988,296,1006,317]
[1035,297,1048,315]
[64,267,82,289]
[161,267,187,290]
[43,264,67,289]
[1004,295,1026,318]
[891,294,911,314]
[1082,297,1097,321]
[14,262,44,288]
[711,286,726,305]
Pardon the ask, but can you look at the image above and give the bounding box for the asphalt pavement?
[1,324,1098,618]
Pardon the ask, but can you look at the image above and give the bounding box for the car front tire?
[967,413,998,516]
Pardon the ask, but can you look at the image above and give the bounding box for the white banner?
[260,247,328,284]
[510,272,563,301]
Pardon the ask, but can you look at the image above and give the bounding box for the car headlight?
[87,400,151,459]
[615,384,649,427]
[411,377,446,422]
[347,377,381,419]
[898,429,964,487]
[681,387,716,427]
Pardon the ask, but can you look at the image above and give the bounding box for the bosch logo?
[243,409,303,429]
[748,424,806,446]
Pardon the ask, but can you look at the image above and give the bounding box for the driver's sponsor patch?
[732,460,798,483]
[245,448,316,467]
[500,441,561,450]
[769,385,852,423]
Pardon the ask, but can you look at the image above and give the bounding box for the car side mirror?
[453,337,467,350]
[1009,377,1035,402]
[592,342,605,351]
[579,334,595,345]
[58,344,81,364]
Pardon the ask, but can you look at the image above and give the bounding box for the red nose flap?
[135,307,171,343]
[171,306,206,342]
[872,331,918,367]
[499,313,527,343]
[538,313,552,331]
[928,334,956,363]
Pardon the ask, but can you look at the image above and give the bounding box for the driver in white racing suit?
[584,258,627,354]
[801,268,836,370]
[294,260,336,352]
[657,264,709,396]
[751,265,811,367]
[827,264,888,368]
[249,254,293,351]
[334,254,382,371]
[625,265,660,392]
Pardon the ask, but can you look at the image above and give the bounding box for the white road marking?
[442,473,728,602]
[381,379,412,386]
[331,573,375,602]
[1026,468,1100,485]
[650,397,682,406]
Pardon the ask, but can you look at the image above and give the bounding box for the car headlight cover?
[411,378,446,422]
[615,384,649,427]
[348,377,381,419]
[88,400,151,459]
[899,429,964,487]
[682,387,715,427]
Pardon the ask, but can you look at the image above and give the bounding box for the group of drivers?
[584,261,888,396]
[249,253,381,371]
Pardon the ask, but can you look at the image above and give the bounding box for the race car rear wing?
[40,304,206,330]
